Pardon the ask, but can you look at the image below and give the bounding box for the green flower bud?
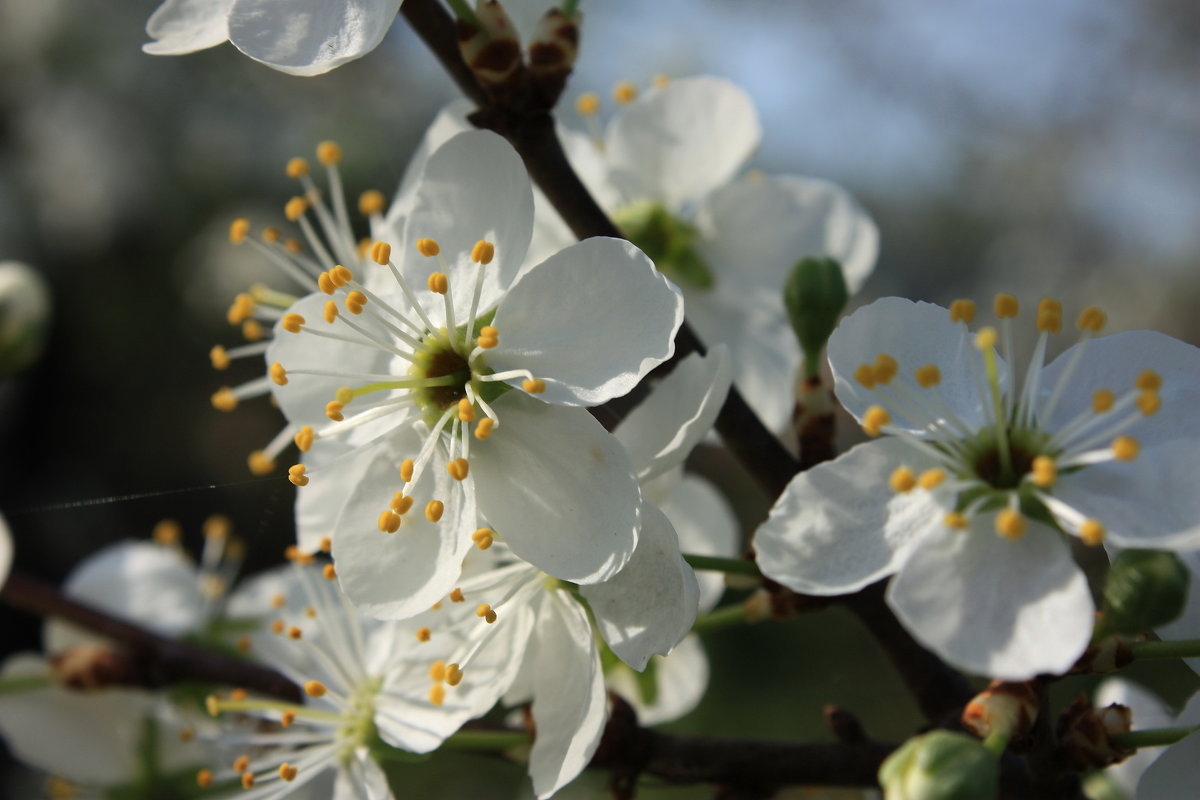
[783,257,848,378]
[1102,549,1189,635]
[878,731,998,800]
[0,261,51,375]
[613,201,714,289]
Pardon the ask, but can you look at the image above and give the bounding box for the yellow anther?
[322,564,336,581]
[196,769,214,788]
[476,334,498,349]
[345,290,367,314]
[873,354,898,384]
[918,468,946,490]
[242,320,265,341]
[944,511,969,529]
[229,688,247,702]
[995,509,1027,540]
[294,426,315,452]
[1037,298,1063,317]
[1036,310,1062,334]
[304,606,316,619]
[425,500,445,522]
[429,684,446,707]
[378,510,401,534]
[575,91,600,116]
[889,466,917,493]
[233,755,251,774]
[371,241,392,265]
[1092,389,1115,413]
[316,141,342,165]
[416,238,441,258]
[205,694,221,716]
[449,588,464,603]
[325,401,344,422]
[209,345,230,371]
[1137,390,1161,416]
[278,763,298,782]
[476,603,497,624]
[472,528,495,550]
[974,327,998,350]
[229,217,250,244]
[458,398,476,422]
[281,313,305,334]
[471,240,495,265]
[1112,435,1139,461]
[284,196,308,222]
[400,458,415,482]
[914,364,941,388]
[445,663,464,686]
[269,594,286,612]
[236,636,251,653]
[204,515,231,541]
[474,418,495,439]
[248,450,276,476]
[242,773,256,789]
[480,325,498,338]
[317,272,336,295]
[269,362,288,386]
[358,190,385,216]
[853,364,877,389]
[262,226,282,243]
[416,627,432,642]
[152,519,182,546]
[1077,306,1107,333]
[304,680,327,698]
[431,602,442,610]
[335,386,354,405]
[288,464,309,487]
[286,157,309,179]
[652,74,671,89]
[319,536,332,553]
[523,378,546,394]
[332,265,353,285]
[281,710,296,727]
[357,238,371,259]
[429,660,447,682]
[862,406,891,437]
[227,293,255,325]
[1030,455,1056,487]
[270,619,285,635]
[427,272,449,294]
[993,293,1019,319]
[447,457,470,481]
[1136,370,1162,391]
[390,492,415,515]
[1080,519,1106,547]
[284,238,303,254]
[949,299,976,324]
[211,387,238,412]
[613,80,638,104]
[287,625,302,640]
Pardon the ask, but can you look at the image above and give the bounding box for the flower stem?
[444,0,481,27]
[1129,639,1200,660]
[562,0,579,17]
[1109,725,1199,750]
[683,553,760,577]
[693,603,751,634]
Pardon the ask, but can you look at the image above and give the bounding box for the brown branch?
[0,571,302,702]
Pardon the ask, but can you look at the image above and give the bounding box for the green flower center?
[613,201,714,289]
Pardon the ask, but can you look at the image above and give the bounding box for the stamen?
[445,663,464,686]
[873,354,898,385]
[1030,456,1056,487]
[316,141,342,166]
[285,196,309,222]
[576,92,600,116]
[371,241,393,264]
[945,511,969,529]
[278,763,299,782]
[1092,390,1115,413]
[458,398,476,422]
[428,272,449,294]
[613,81,637,104]
[918,468,946,490]
[993,294,1019,319]
[471,528,494,550]
[288,464,309,487]
[229,218,250,244]
[1112,436,1139,461]
[949,299,976,324]
[425,500,445,522]
[854,364,877,389]
[416,238,440,258]
[429,684,446,706]
[474,418,495,439]
[270,362,288,386]
[889,466,917,493]
[1079,519,1105,546]
[286,157,310,179]
[391,492,415,514]
[233,754,251,773]
[995,508,1027,540]
[416,627,432,642]
[304,680,327,698]
[1077,306,1107,333]
[242,773,256,789]
[974,327,1013,476]
[359,190,385,216]
[449,588,465,603]
[197,769,214,788]
[400,459,415,482]
[1136,370,1162,391]
[210,345,230,370]
[471,240,495,264]
[523,378,546,394]
[378,510,400,533]
[211,387,238,412]
[862,406,891,437]
[447,458,470,481]
[1137,390,1161,416]
[248,451,276,475]
[914,364,941,388]
[282,313,305,334]
[476,603,498,624]
[322,564,336,581]
[295,426,315,452]
[319,537,332,553]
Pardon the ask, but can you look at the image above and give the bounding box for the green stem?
[982,731,1010,757]
[692,603,750,635]
[1130,639,1200,660]
[562,0,580,17]
[444,0,481,27]
[440,728,530,751]
[683,554,760,577]
[1109,725,1199,750]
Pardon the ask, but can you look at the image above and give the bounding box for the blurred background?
[0,0,1197,796]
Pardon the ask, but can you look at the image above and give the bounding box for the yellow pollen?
[449,588,464,603]
[944,511,969,529]
[281,313,305,334]
[416,238,441,258]
[1112,436,1139,461]
[152,519,181,546]
[472,528,495,550]
[193,768,215,789]
[474,418,495,439]
[458,398,476,422]
[319,536,332,553]
[431,602,442,610]
[332,265,353,285]
[523,378,546,394]
[295,426,315,452]
[287,464,309,487]
[995,509,1027,540]
[335,386,354,404]
[358,190,385,216]
[445,663,464,686]
[206,514,231,540]
[425,500,445,522]
[262,226,281,243]
[269,362,288,386]
[862,405,890,437]
[284,238,303,254]
[322,564,337,581]
[471,240,496,265]
[949,299,976,324]
[278,763,299,783]
[416,627,432,642]
[652,74,671,88]
[211,387,238,412]
[1077,306,1107,333]
[205,694,221,716]
[476,603,497,624]
[229,688,247,702]
[270,619,285,635]
[371,241,392,265]
[853,364,877,389]
[284,196,308,222]
[179,727,196,742]
[1080,519,1106,546]
[1136,370,1163,391]
[317,272,336,295]
[428,272,449,294]
[270,593,286,609]
[575,91,600,116]
[1038,298,1063,317]
[209,345,230,371]
[378,510,401,533]
[305,606,316,619]
[287,626,302,640]
[1036,310,1062,334]
[242,320,265,341]
[400,458,415,482]
[1137,390,1161,416]
[390,492,415,515]
[918,468,946,490]
[476,334,498,349]
[247,450,276,476]
[480,325,498,338]
[325,401,344,422]
[914,364,941,388]
[316,141,342,165]
[873,354,898,384]
[281,710,296,727]
[229,217,250,244]
[242,773,256,789]
[1030,455,1057,487]
[613,80,638,104]
[429,660,447,682]
[889,466,917,493]
[1092,389,1115,413]
[227,293,255,325]
[993,293,1019,319]
[233,755,250,774]
[345,290,367,314]
[236,636,251,653]
[974,327,998,350]
[304,680,327,698]
[447,458,470,481]
[429,684,446,706]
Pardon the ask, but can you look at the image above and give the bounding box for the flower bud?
[527,8,581,106]
[961,680,1038,741]
[783,257,848,379]
[457,0,522,90]
[612,202,714,289]
[1102,549,1189,635]
[878,731,998,800]
[0,261,51,375]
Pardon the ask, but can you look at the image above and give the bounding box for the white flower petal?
[659,474,739,614]
[528,591,608,800]
[489,237,683,406]
[1157,548,1200,675]
[0,510,11,586]
[1137,693,1200,800]
[143,0,233,54]
[607,634,709,727]
[886,519,1094,680]
[827,297,991,432]
[294,437,363,554]
[471,392,640,584]
[333,751,391,800]
[614,347,731,481]
[582,503,699,672]
[1094,678,1173,797]
[754,438,936,594]
[385,101,474,234]
[227,0,401,76]
[605,76,760,209]
[1053,440,1200,550]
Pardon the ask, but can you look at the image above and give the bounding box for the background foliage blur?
[1,0,1198,795]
